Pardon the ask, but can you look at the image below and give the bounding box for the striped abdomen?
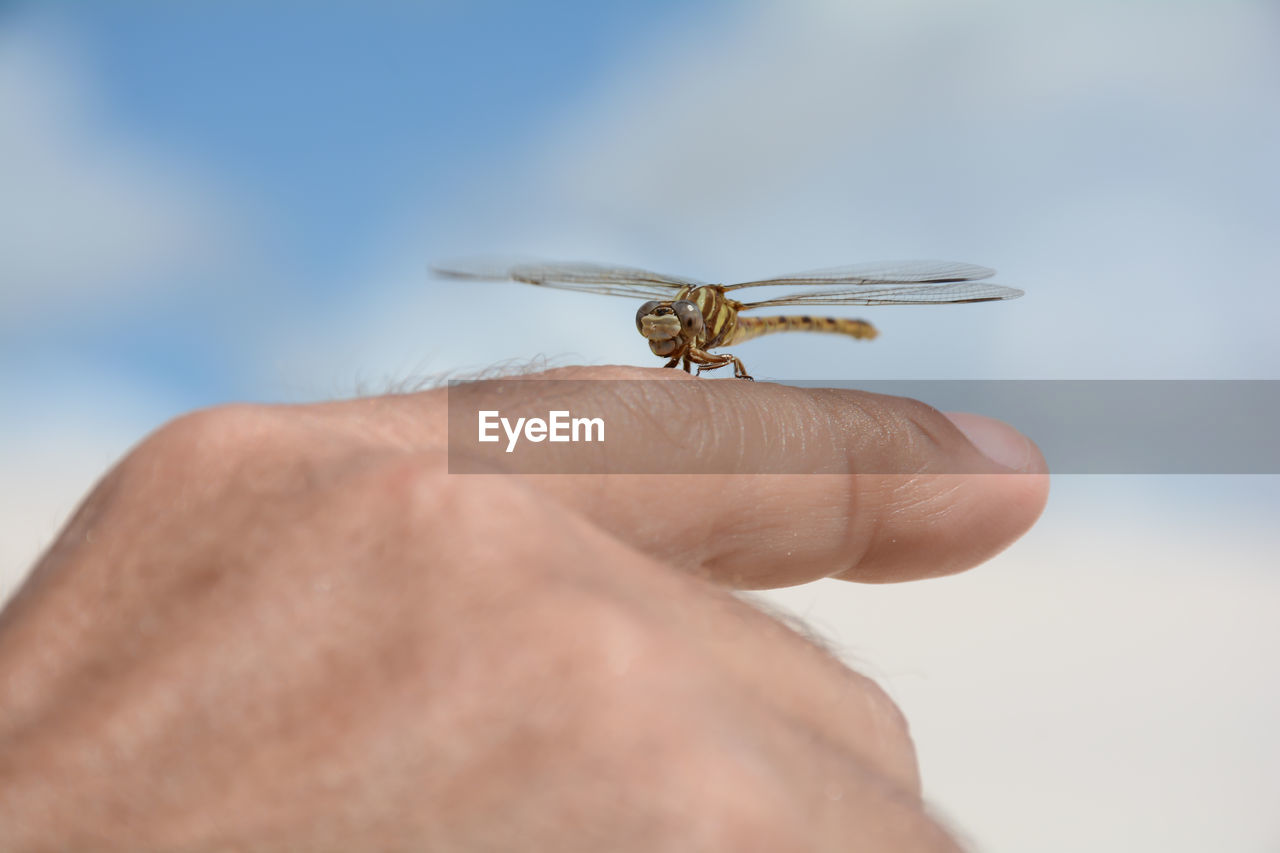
[724,314,878,345]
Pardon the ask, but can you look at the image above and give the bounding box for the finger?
[396,366,1047,587]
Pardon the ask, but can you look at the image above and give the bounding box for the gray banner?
[446,379,1280,474]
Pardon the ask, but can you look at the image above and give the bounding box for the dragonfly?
[433,259,1023,380]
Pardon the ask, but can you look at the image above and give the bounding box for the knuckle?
[859,392,949,444]
[891,395,956,452]
[311,453,467,549]
[553,591,671,685]
[86,404,301,518]
[518,616,812,842]
[814,389,960,477]
[364,454,530,538]
[890,394,948,431]
[844,672,919,779]
[647,737,811,848]
[130,404,290,472]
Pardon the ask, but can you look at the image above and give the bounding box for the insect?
[433,259,1023,380]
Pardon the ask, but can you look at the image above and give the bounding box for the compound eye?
[671,300,704,335]
[635,301,662,332]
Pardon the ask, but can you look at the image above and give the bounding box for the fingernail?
[943,412,1036,472]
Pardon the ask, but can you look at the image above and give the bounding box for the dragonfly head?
[636,300,704,355]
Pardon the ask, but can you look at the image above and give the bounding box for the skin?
[0,366,1048,852]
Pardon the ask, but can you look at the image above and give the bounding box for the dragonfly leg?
[661,355,695,373]
[689,348,754,381]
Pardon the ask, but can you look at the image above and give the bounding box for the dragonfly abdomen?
[726,315,878,345]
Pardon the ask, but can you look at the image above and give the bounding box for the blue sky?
[3,1,711,406]
[48,3,698,273]
[2,4,1278,850]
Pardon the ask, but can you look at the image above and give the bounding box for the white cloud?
[0,24,244,327]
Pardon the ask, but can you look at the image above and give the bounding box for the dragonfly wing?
[723,260,997,291]
[741,281,1024,309]
[432,259,702,300]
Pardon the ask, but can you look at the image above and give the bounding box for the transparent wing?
[432,258,703,300]
[723,260,997,291]
[741,281,1024,309]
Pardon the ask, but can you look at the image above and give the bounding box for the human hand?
[0,367,1047,851]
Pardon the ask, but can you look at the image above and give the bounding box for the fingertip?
[942,412,1047,474]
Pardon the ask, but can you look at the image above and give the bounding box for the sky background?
[1,1,1277,850]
